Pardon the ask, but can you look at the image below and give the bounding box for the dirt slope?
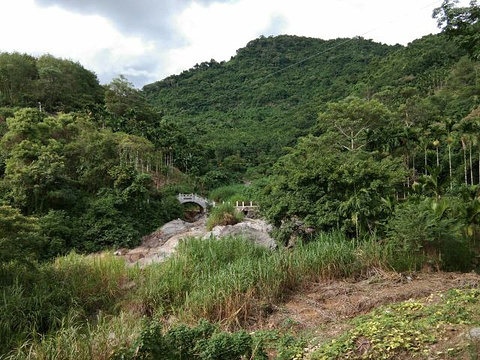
[264,271,480,333]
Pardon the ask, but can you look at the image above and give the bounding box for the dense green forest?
[1,0,480,358]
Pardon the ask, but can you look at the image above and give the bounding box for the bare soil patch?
[263,271,480,336]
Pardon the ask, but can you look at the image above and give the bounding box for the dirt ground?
[263,271,480,337]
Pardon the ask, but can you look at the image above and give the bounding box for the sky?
[0,0,470,87]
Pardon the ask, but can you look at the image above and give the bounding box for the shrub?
[206,203,244,230]
[115,319,266,360]
[386,198,472,270]
[0,205,43,264]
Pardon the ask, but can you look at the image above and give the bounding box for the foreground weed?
[253,330,311,360]
[114,319,268,360]
[311,289,480,360]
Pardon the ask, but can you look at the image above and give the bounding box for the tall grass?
[0,253,133,355]
[2,233,418,358]
[137,233,407,325]
[6,312,142,360]
[205,203,244,230]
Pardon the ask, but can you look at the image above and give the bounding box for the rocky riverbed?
[116,216,276,267]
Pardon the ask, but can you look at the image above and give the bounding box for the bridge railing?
[177,193,216,207]
[234,201,258,208]
[178,193,198,200]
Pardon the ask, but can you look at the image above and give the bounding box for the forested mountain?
[1,30,479,255]
[142,34,466,177]
[2,1,480,358]
[143,36,396,175]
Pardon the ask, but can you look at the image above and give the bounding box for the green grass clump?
[0,252,133,354]
[115,319,267,360]
[6,312,142,360]
[137,233,401,325]
[311,288,480,360]
[206,203,244,230]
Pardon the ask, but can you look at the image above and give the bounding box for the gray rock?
[141,218,199,248]
[204,219,277,249]
[468,327,480,340]
[121,217,276,268]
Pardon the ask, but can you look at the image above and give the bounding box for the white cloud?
[165,0,450,76]
[0,0,472,86]
[0,0,157,85]
[166,0,275,75]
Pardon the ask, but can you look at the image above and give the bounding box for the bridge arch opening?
[181,202,204,222]
[177,194,214,222]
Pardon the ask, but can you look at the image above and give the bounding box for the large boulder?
[204,219,277,249]
[141,219,199,248]
[118,217,276,268]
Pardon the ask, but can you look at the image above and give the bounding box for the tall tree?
[317,97,391,152]
[434,0,480,60]
[36,54,103,112]
[0,52,38,107]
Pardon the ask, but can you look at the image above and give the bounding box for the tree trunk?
[470,141,474,186]
[404,151,410,187]
[424,146,428,175]
[412,150,416,182]
[448,144,452,189]
[462,139,468,185]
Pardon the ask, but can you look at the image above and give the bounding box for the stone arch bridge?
[177,193,259,217]
[177,194,215,211]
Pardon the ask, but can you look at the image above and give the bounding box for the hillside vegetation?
[142,34,464,178]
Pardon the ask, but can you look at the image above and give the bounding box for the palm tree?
[464,107,480,185]
[444,119,456,188]
[424,166,443,201]
[419,130,431,176]
[456,118,475,186]
[469,136,474,186]
[461,136,469,185]
[433,139,440,167]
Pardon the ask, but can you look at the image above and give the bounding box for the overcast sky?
[0,0,469,87]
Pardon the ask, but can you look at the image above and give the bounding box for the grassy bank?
[1,233,417,359]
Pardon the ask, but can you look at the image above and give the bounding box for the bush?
[115,319,266,360]
[0,205,43,264]
[386,198,473,270]
[201,169,233,190]
[206,203,244,230]
[74,188,182,252]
